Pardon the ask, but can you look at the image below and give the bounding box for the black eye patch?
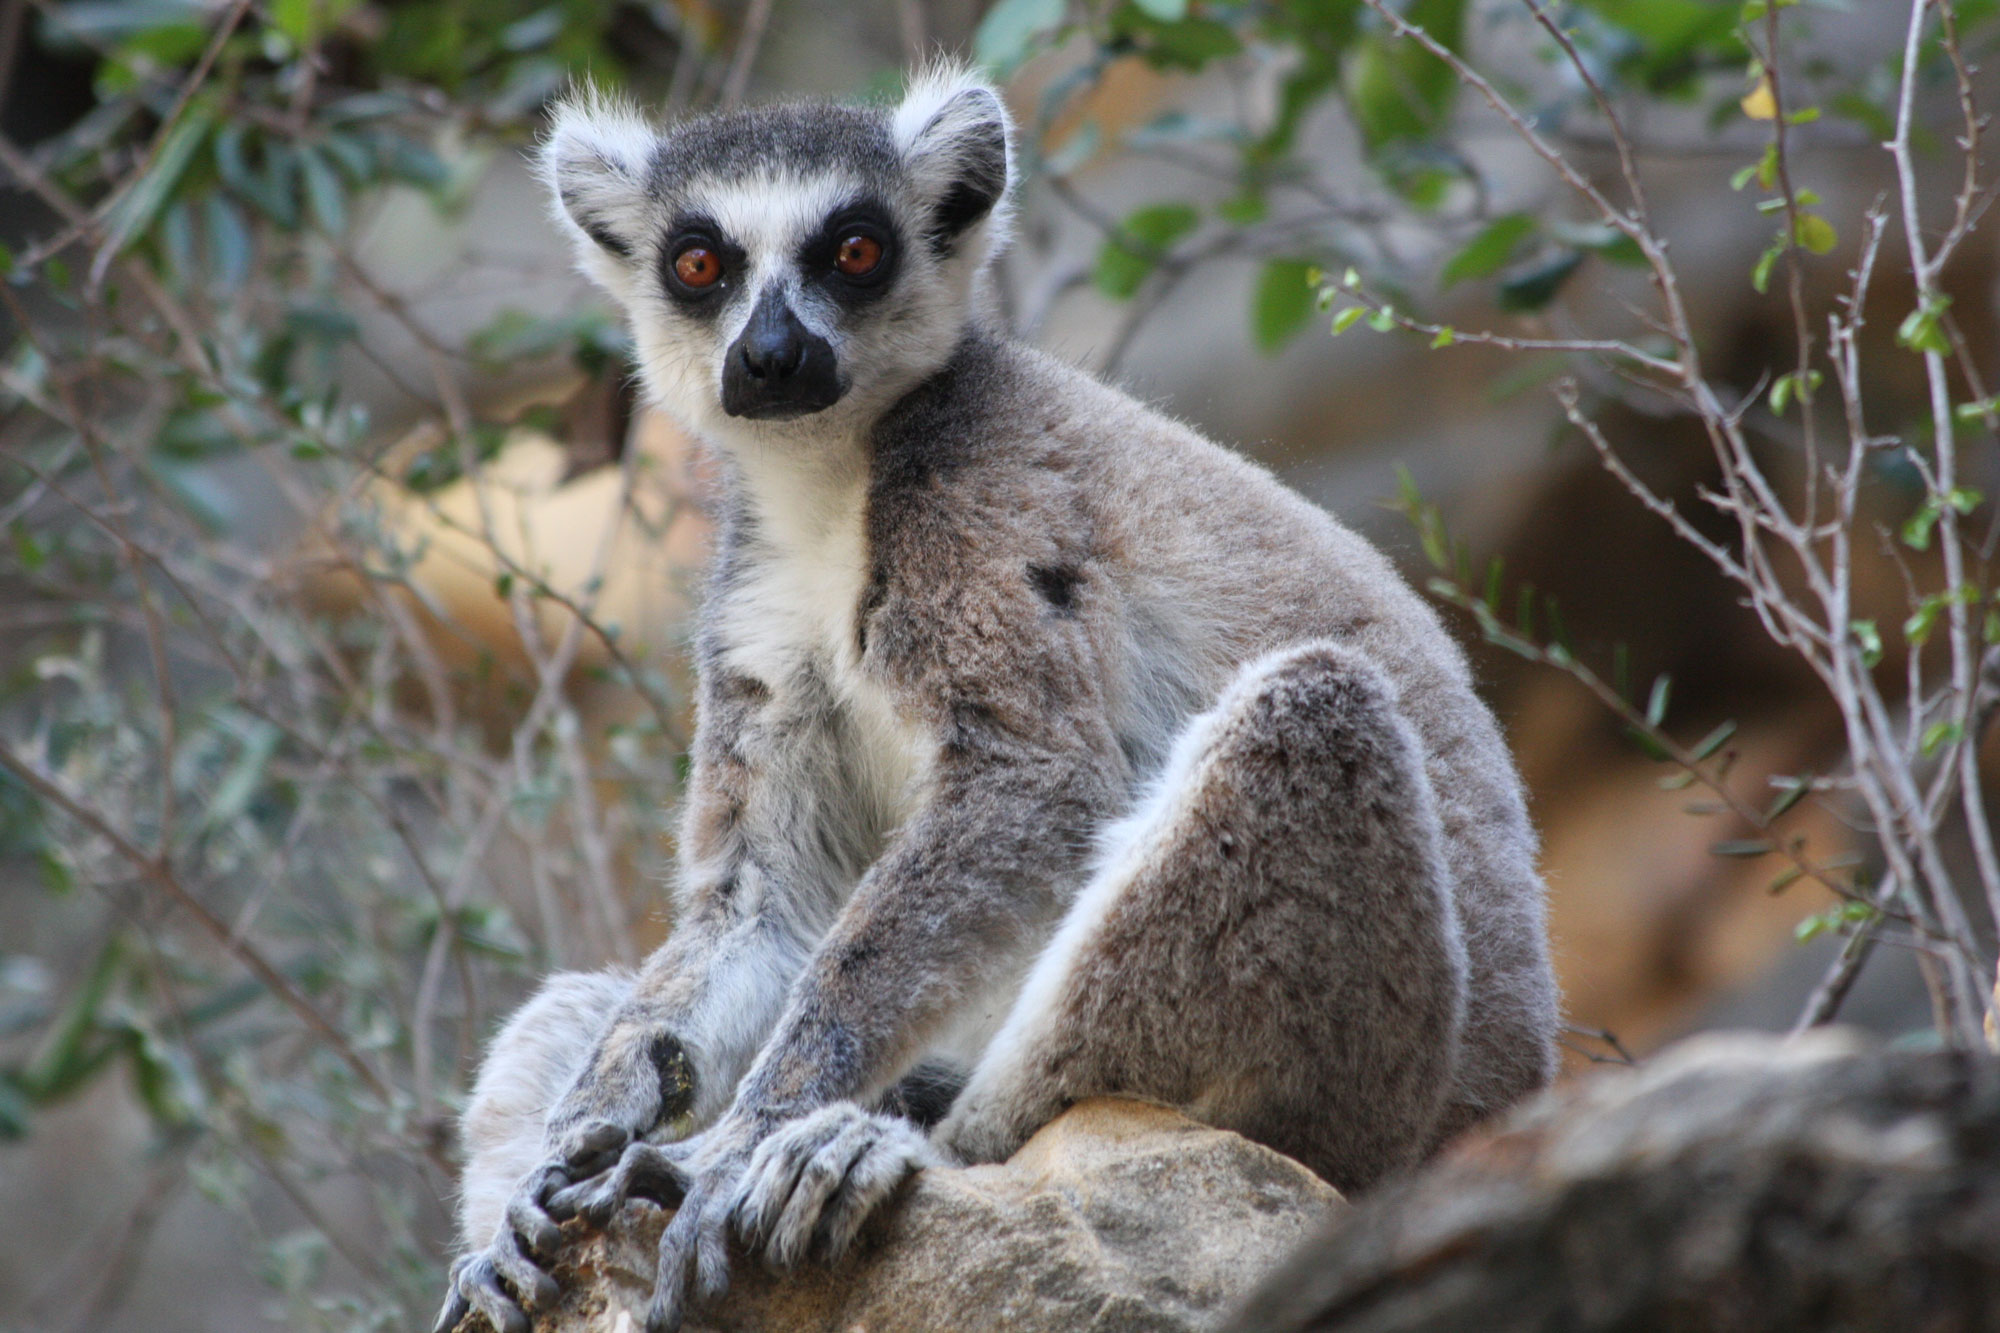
[658,213,747,318]
[799,199,901,309]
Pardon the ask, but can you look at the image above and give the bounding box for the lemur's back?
[873,333,1560,1129]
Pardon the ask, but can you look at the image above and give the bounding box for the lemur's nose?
[721,288,844,420]
[738,298,809,380]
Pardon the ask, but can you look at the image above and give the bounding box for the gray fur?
[435,65,1558,1333]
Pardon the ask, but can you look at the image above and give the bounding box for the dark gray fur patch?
[652,102,901,197]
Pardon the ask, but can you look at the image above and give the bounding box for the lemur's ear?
[538,87,657,295]
[893,66,1014,254]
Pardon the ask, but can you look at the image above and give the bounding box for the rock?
[1228,1030,2000,1332]
[467,1097,1342,1333]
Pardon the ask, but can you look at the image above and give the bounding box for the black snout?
[722,293,845,420]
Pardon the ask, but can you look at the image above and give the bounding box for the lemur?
[433,66,1560,1333]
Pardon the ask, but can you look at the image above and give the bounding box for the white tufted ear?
[537,85,659,298]
[892,63,1014,254]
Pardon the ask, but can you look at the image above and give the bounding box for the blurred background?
[1,0,1994,1329]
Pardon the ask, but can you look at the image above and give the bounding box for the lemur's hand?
[433,1029,698,1333]
[615,1103,941,1333]
[429,1124,624,1333]
[626,1120,753,1333]
[729,1102,941,1269]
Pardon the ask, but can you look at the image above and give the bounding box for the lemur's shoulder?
[866,332,1305,528]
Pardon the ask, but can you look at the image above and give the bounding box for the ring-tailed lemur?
[432,66,1560,1333]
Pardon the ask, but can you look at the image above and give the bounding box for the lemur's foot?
[729,1103,941,1270]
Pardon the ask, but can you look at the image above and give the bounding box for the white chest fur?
[713,451,932,830]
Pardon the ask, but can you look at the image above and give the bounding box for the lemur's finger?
[490,1232,560,1311]
[430,1261,473,1333]
[731,1119,826,1254]
[770,1116,875,1270]
[459,1254,530,1333]
[525,1162,572,1208]
[645,1182,718,1333]
[812,1117,934,1262]
[561,1120,632,1178]
[506,1185,565,1258]
[692,1194,732,1305]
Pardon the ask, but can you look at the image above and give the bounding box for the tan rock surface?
[469,1097,1342,1333]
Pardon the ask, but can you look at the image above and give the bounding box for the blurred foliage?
[0,0,1994,1328]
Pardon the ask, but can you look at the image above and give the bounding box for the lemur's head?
[539,66,1014,443]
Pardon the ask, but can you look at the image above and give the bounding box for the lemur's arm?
[545,658,866,1148]
[434,645,865,1333]
[731,705,1122,1126]
[721,524,1129,1126]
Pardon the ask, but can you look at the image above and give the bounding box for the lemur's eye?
[834,235,884,278]
[674,245,724,289]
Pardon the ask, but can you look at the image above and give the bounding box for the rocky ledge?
[459,1097,1343,1333]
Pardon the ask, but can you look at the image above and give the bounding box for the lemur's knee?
[457,969,635,1248]
[1205,641,1424,801]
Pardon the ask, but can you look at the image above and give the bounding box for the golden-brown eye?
[674,246,723,288]
[834,234,884,278]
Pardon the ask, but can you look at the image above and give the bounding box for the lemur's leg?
[438,663,872,1332]
[725,642,1471,1263]
[942,641,1469,1192]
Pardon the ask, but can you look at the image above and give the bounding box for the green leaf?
[1770,372,1795,415]
[974,0,1067,75]
[1252,259,1319,353]
[1365,307,1397,332]
[1431,326,1455,349]
[1752,240,1782,294]
[1851,619,1883,668]
[1711,838,1775,858]
[1903,500,1941,551]
[1122,15,1242,70]
[299,147,346,235]
[272,0,361,45]
[1440,213,1534,288]
[1646,674,1673,726]
[1897,296,1954,355]
[1092,203,1199,299]
[1343,0,1466,150]
[1766,775,1812,820]
[1921,719,1964,757]
[205,720,282,831]
[101,106,215,259]
[1577,0,1742,91]
[1794,213,1837,254]
[1331,305,1366,334]
[1549,221,1646,267]
[1691,719,1738,761]
[203,193,251,289]
[1496,249,1584,312]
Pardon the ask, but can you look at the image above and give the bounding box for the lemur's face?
[541,70,1013,442]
